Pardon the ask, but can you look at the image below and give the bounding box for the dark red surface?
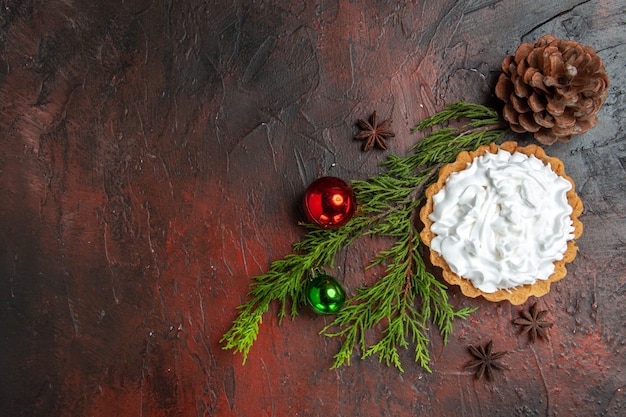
[1,1,624,416]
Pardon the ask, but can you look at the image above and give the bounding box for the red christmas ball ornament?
[303,176,356,229]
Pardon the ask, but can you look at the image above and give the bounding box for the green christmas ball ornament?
[305,274,346,315]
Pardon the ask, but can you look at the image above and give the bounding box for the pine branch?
[221,102,507,370]
[220,218,371,362]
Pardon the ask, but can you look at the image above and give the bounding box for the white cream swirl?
[429,149,575,293]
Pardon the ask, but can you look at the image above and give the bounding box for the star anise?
[465,340,508,381]
[354,111,394,151]
[513,302,553,342]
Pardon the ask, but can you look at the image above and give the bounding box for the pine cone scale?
[515,43,534,64]
[502,103,518,124]
[554,112,577,129]
[514,77,532,98]
[533,111,554,128]
[512,94,531,113]
[527,93,546,112]
[518,113,541,133]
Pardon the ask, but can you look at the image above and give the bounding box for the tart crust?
[419,141,583,305]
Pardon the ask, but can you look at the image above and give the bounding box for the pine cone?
[495,34,609,145]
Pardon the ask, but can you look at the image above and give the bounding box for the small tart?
[420,141,583,305]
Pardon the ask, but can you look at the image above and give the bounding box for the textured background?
[0,1,624,416]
